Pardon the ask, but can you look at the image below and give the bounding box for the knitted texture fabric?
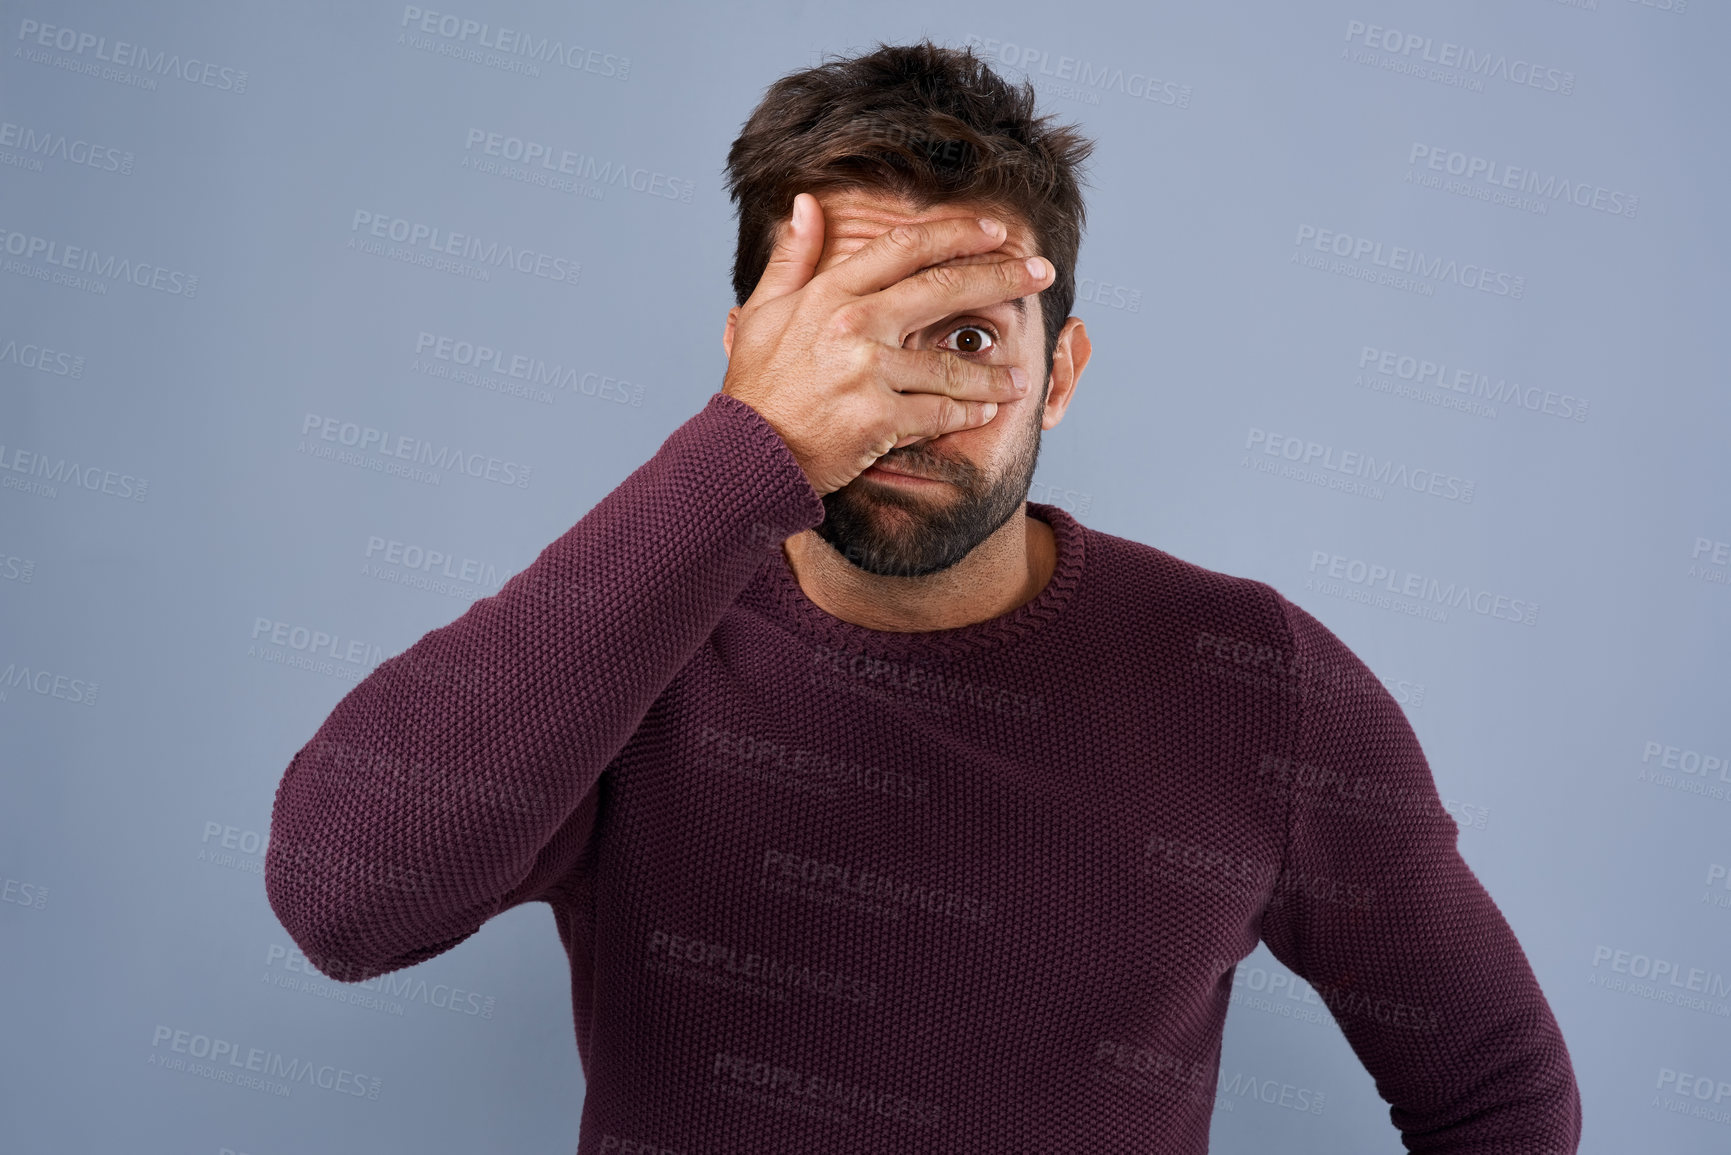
[265,391,1582,1154]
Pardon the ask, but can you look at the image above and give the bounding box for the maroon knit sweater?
[265,391,1581,1153]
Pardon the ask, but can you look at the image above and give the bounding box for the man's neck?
[779,508,1057,633]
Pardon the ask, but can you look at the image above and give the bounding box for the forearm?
[264,393,824,981]
[1296,854,1581,1152]
[1257,588,1582,1152]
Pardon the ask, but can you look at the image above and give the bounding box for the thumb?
[744,192,823,307]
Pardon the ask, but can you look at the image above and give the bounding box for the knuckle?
[832,340,873,387]
[940,350,969,392]
[860,340,889,377]
[826,302,865,339]
[908,350,941,393]
[886,223,919,251]
[924,263,963,296]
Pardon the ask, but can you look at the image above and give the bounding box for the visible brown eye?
[940,323,997,356]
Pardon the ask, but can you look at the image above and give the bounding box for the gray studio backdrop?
[3,1,1727,1152]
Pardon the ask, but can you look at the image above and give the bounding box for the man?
[266,40,1581,1153]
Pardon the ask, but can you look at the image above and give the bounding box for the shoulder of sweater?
[1076,523,1293,649]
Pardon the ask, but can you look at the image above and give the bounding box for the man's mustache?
[872,446,975,486]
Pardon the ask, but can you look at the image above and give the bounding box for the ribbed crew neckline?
[756,500,1088,660]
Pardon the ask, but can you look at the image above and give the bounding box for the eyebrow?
[974,296,1027,323]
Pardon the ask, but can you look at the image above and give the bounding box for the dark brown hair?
[724,39,1096,384]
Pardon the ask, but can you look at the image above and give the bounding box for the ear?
[723,306,740,358]
[1040,316,1091,431]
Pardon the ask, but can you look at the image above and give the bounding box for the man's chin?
[817,499,946,575]
[822,507,915,546]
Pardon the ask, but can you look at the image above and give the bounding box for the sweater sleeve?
[1254,591,1582,1154]
[264,392,826,983]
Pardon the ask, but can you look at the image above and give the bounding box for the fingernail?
[1010,366,1029,392]
[1025,257,1048,279]
[978,216,1003,236]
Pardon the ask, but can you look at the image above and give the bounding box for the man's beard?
[814,402,1044,579]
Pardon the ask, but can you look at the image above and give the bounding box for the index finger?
[817,214,1013,301]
